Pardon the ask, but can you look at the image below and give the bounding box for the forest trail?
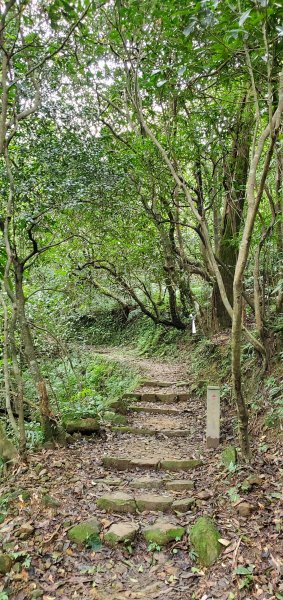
[1,347,282,600]
[89,345,189,385]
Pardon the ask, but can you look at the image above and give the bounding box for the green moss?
[97,493,136,514]
[103,412,128,425]
[104,522,139,546]
[42,494,61,507]
[190,516,221,567]
[221,446,237,469]
[68,518,100,544]
[160,459,203,472]
[0,553,13,574]
[143,524,185,545]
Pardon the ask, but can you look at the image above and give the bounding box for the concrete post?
[206,385,220,448]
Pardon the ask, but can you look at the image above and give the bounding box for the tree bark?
[14,263,65,445]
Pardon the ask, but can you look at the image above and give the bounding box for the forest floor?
[0,346,282,600]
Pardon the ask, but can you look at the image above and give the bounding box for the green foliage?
[234,565,254,589]
[264,376,283,428]
[147,541,161,553]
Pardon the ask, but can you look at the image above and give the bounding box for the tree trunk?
[14,263,65,445]
[0,422,17,463]
[231,285,251,460]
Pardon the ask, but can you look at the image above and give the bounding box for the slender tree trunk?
[9,305,27,457]
[14,263,65,445]
[1,294,18,435]
[0,422,17,463]
[232,285,251,459]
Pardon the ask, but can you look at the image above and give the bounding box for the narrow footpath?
[1,347,282,600]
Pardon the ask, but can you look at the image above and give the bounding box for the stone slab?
[165,479,195,491]
[131,478,163,490]
[104,522,139,546]
[129,406,181,416]
[97,492,136,514]
[155,393,179,404]
[102,456,132,470]
[135,494,173,512]
[143,522,185,545]
[172,498,195,512]
[160,459,203,472]
[131,458,159,469]
[162,429,190,437]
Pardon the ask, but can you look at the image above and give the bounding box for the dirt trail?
[93,345,189,386]
[1,346,282,600]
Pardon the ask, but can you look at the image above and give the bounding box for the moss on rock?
[143,522,185,545]
[97,492,136,514]
[0,553,13,574]
[221,446,237,469]
[104,522,139,546]
[190,516,221,566]
[160,459,202,472]
[68,518,100,544]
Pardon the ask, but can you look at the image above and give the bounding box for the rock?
[42,494,61,508]
[162,429,190,437]
[160,459,203,472]
[165,479,195,491]
[177,393,189,401]
[247,474,262,486]
[135,494,173,512]
[221,446,237,469]
[132,478,163,490]
[190,516,222,567]
[237,502,253,517]
[97,492,136,514]
[0,553,13,574]
[197,490,213,500]
[143,522,185,546]
[102,456,132,470]
[112,426,156,436]
[242,474,262,491]
[139,393,156,402]
[104,522,139,546]
[131,457,160,469]
[17,523,35,540]
[64,418,100,434]
[68,518,101,544]
[172,498,195,512]
[130,406,180,416]
[103,412,128,425]
[155,393,178,404]
[94,478,122,487]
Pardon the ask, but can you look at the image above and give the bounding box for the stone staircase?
[96,376,205,547]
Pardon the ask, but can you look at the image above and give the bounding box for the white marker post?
[206,385,220,449]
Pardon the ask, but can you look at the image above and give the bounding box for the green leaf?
[239,10,251,27]
[156,79,167,87]
[234,565,254,575]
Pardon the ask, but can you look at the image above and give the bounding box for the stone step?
[102,455,202,472]
[111,425,191,437]
[124,392,189,404]
[131,477,195,491]
[140,380,177,388]
[103,520,186,547]
[97,492,195,514]
[129,405,182,416]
